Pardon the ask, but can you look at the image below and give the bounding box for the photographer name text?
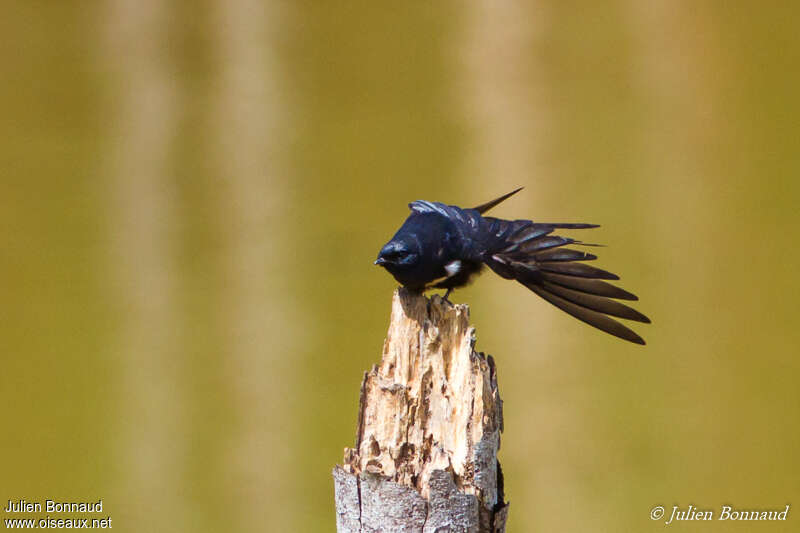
[5,500,103,514]
[650,504,789,524]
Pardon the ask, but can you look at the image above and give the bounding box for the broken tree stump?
[333,288,509,532]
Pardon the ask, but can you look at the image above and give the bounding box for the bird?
[374,188,650,344]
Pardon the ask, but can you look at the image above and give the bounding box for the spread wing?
[481,217,650,345]
[407,196,650,344]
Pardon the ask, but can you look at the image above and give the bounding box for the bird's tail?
[481,218,650,344]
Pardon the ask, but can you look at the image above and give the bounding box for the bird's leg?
[442,288,453,304]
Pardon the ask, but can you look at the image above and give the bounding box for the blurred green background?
[2,1,799,532]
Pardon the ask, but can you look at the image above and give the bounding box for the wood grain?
[334,288,508,532]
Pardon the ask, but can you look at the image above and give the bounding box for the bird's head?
[374,240,419,273]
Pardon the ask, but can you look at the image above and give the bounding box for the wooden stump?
[333,288,509,532]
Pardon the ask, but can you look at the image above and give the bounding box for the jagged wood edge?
[333,289,509,532]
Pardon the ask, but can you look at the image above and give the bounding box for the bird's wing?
[409,186,524,221]
[481,217,650,345]
[408,200,459,218]
[471,187,524,214]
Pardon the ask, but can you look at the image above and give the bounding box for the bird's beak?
[374,258,386,266]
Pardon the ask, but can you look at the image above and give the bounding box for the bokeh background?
[2,1,799,532]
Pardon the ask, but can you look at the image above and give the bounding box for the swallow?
[374,188,650,344]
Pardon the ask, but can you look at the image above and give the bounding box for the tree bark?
[333,288,509,532]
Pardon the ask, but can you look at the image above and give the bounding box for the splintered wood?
[334,288,508,532]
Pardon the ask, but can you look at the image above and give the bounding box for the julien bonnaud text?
[664,504,789,524]
[5,499,103,513]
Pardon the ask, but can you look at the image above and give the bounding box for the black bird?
[374,188,650,344]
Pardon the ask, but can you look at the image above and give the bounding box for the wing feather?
[480,217,649,344]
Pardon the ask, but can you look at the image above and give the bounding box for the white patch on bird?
[444,260,462,277]
[425,260,463,289]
